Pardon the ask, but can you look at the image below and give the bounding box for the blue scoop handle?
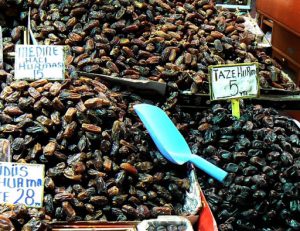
[190,154,228,182]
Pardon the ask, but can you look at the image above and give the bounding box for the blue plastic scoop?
[134,104,228,182]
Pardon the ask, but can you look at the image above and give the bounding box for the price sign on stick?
[209,63,259,118]
[0,162,45,208]
[15,45,65,81]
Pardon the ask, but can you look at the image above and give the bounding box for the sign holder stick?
[23,9,31,45]
[23,30,29,45]
[28,8,38,45]
[0,26,3,69]
[231,98,240,119]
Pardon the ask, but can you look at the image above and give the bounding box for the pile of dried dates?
[0,0,297,92]
[0,78,195,230]
[1,77,299,230]
[0,0,300,230]
[177,103,300,230]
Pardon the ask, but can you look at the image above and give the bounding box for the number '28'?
[14,189,35,206]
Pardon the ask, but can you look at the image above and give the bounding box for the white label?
[0,162,45,208]
[210,64,258,100]
[15,45,65,81]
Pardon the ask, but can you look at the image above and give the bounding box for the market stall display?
[0,0,300,230]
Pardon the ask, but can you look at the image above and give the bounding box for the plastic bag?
[182,164,202,215]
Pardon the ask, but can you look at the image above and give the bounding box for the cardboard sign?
[15,45,65,80]
[0,162,45,208]
[0,26,3,69]
[209,63,259,101]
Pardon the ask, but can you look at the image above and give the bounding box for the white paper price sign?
[0,162,45,208]
[209,63,259,101]
[15,45,65,81]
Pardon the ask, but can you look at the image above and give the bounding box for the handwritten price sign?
[15,45,65,81]
[0,162,45,208]
[209,63,259,101]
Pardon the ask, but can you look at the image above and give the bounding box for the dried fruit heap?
[0,78,193,229]
[177,104,300,230]
[0,77,300,230]
[1,0,297,92]
[0,0,299,230]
